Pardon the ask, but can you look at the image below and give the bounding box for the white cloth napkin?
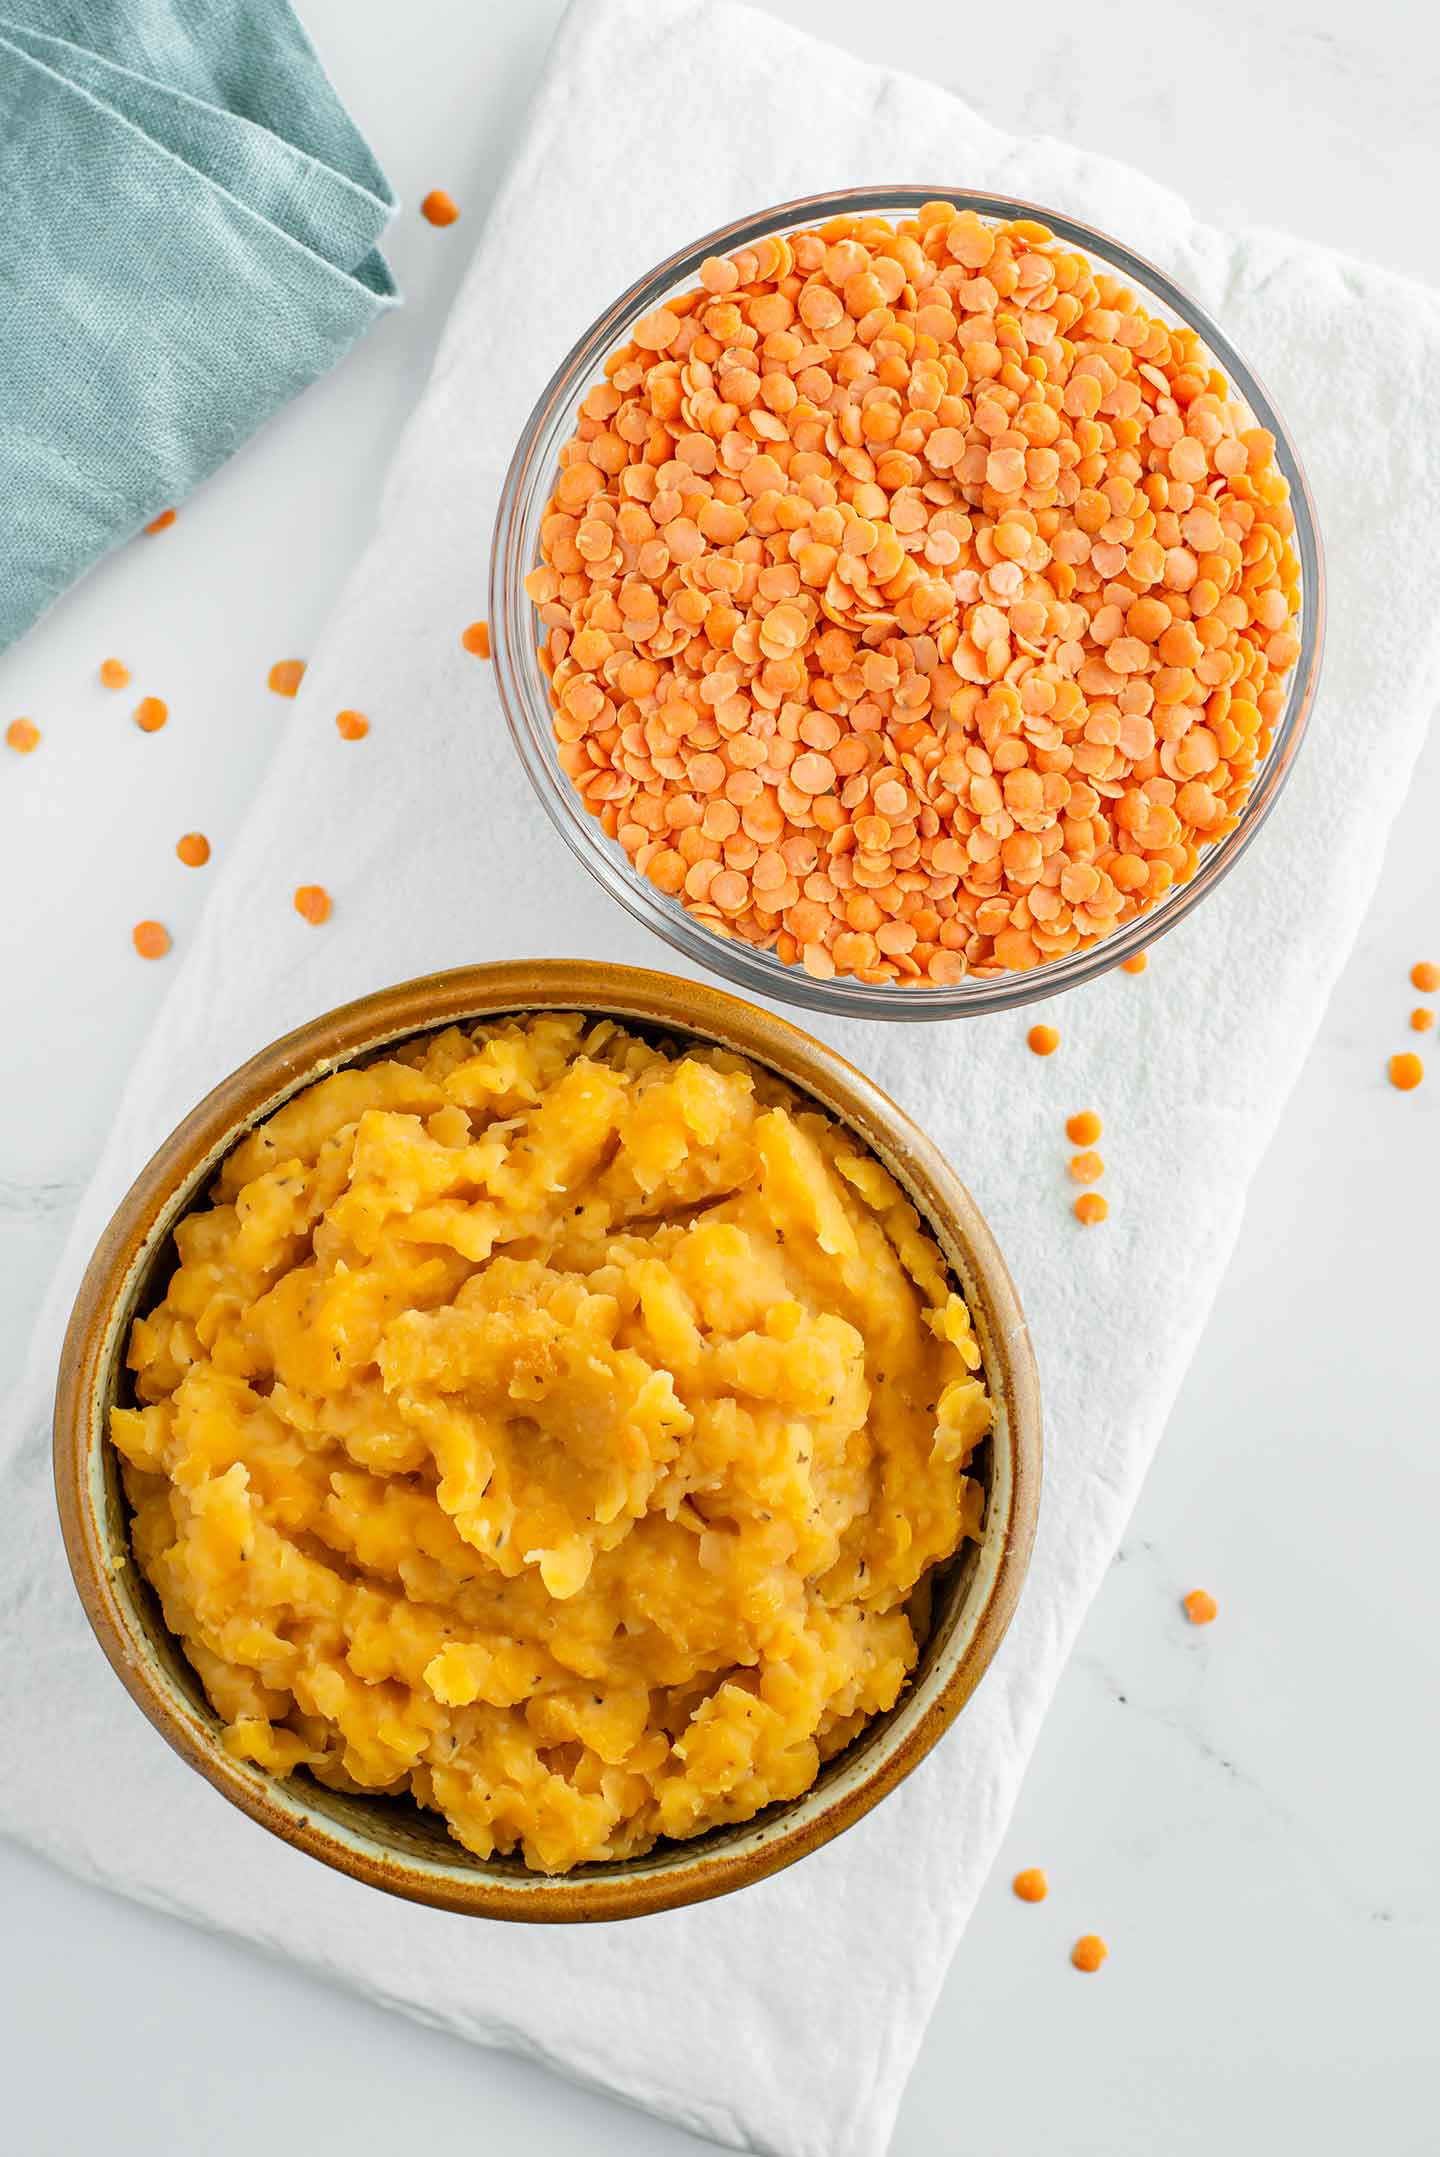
[4,2,1439,2152]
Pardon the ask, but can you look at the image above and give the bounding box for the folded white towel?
[4,3,1438,2153]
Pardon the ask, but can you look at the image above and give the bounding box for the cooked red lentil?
[529,206,1302,987]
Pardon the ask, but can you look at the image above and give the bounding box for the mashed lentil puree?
[113,1013,992,1873]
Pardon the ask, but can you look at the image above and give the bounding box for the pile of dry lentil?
[527,205,1302,986]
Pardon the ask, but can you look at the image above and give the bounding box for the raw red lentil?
[1071,1934,1108,1973]
[1411,961,1439,994]
[421,189,460,227]
[1027,1023,1060,1056]
[176,832,210,867]
[268,660,306,698]
[294,883,332,925]
[1073,1190,1108,1226]
[99,658,131,689]
[336,709,370,740]
[1121,952,1149,974]
[1388,1052,1424,1091]
[1066,1109,1102,1145]
[462,619,492,658]
[1412,1007,1436,1034]
[1069,1149,1104,1183]
[134,696,167,733]
[145,509,176,535]
[1183,1588,1218,1625]
[5,718,40,753]
[132,920,171,958]
[1012,1868,1048,1903]
[530,206,1302,987]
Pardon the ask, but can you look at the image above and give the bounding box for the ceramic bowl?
[54,960,1041,1920]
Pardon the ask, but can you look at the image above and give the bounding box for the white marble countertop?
[2,2,1436,2149]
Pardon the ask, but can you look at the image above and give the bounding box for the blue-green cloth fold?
[0,1,398,649]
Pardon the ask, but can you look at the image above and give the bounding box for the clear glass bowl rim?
[490,185,1326,1022]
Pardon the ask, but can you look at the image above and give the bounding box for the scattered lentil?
[1073,1191,1108,1226]
[1121,952,1149,975]
[1012,1868,1048,1903]
[99,658,131,690]
[1069,1149,1104,1183]
[531,206,1302,987]
[462,619,492,658]
[1066,1109,1102,1145]
[336,708,370,740]
[268,660,306,697]
[175,832,210,867]
[1411,1007,1435,1034]
[134,696,168,733]
[1028,1023,1060,1056]
[1388,1051,1424,1092]
[294,883,332,925]
[421,189,460,227]
[1183,1588,1218,1624]
[1411,961,1438,994]
[132,920,171,959]
[145,509,176,535]
[5,718,40,753]
[1071,1935,1108,1974]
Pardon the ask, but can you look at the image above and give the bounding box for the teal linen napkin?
[0,1,398,650]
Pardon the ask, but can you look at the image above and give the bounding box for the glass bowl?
[490,186,1325,1022]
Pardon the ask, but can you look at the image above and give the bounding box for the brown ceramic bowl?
[54,961,1040,1922]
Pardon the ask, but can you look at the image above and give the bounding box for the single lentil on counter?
[528,206,1302,988]
[5,718,40,753]
[1388,1052,1424,1092]
[1012,1867,1049,1902]
[99,657,131,690]
[294,883,332,925]
[268,660,306,698]
[1071,1934,1109,1973]
[133,696,168,733]
[132,919,171,958]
